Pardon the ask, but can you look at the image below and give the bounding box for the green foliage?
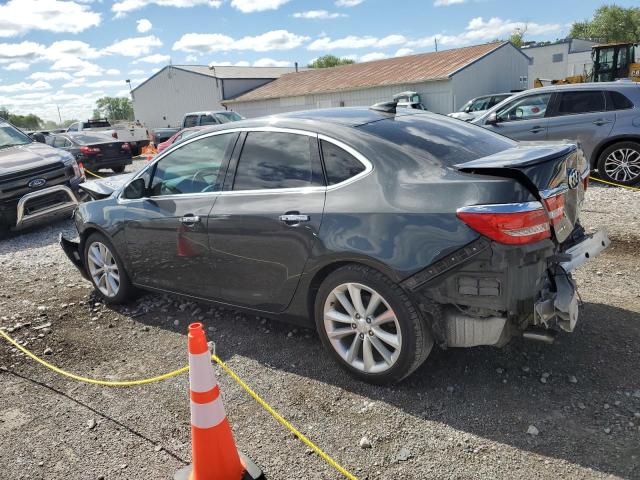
[0,106,43,130]
[509,27,526,48]
[61,119,78,128]
[570,5,640,43]
[92,96,134,122]
[308,55,356,69]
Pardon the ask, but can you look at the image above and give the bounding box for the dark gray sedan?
[60,107,608,384]
[48,133,132,173]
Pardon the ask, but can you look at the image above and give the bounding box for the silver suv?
[473,82,640,185]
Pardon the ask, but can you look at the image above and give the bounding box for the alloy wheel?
[86,241,120,298]
[323,282,402,374]
[603,147,640,184]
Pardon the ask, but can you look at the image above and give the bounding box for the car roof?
[518,81,640,95]
[184,111,229,116]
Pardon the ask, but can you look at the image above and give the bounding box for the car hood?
[79,172,134,200]
[447,111,478,121]
[0,142,73,176]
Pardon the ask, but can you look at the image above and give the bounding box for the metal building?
[131,65,297,128]
[522,38,596,88]
[223,42,530,117]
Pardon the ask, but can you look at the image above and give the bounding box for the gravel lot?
[1,165,639,480]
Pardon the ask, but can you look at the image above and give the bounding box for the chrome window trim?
[457,201,544,214]
[118,126,374,203]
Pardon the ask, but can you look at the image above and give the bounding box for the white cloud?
[151,67,161,73]
[252,58,291,67]
[5,62,30,71]
[209,61,251,67]
[51,57,104,76]
[136,18,153,33]
[0,81,51,93]
[185,54,199,62]
[0,41,46,64]
[335,0,364,6]
[434,0,465,5]
[174,30,309,53]
[308,34,406,51]
[230,0,290,13]
[88,80,130,88]
[135,54,171,64]
[0,0,100,37]
[394,48,414,57]
[62,77,87,88]
[128,69,146,75]
[360,52,387,62]
[103,36,163,57]
[292,10,346,19]
[409,17,561,48]
[28,71,73,81]
[112,0,222,18]
[106,68,121,75]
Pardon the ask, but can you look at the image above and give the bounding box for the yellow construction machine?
[534,42,640,88]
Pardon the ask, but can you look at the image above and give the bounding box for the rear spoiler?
[454,143,576,170]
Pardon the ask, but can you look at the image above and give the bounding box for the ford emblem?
[28,178,47,188]
[567,168,581,190]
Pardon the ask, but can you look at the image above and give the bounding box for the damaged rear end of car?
[403,141,609,348]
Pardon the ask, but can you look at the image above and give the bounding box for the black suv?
[0,119,84,235]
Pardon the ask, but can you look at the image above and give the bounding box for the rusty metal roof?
[225,42,509,103]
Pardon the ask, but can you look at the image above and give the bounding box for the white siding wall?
[525,41,595,87]
[228,80,454,118]
[132,67,222,128]
[450,43,530,112]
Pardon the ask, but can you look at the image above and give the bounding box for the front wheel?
[596,141,640,186]
[314,264,433,384]
[84,232,135,304]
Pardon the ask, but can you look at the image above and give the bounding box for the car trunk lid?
[455,142,588,244]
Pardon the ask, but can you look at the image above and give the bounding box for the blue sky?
[0,0,635,122]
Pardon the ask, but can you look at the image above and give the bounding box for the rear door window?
[183,115,198,128]
[321,140,365,185]
[556,91,606,115]
[233,132,318,191]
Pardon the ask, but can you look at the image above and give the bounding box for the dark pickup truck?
[0,119,84,236]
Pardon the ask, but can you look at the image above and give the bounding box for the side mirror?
[123,178,146,200]
[485,112,498,125]
[31,132,46,143]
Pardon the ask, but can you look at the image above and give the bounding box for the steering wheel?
[190,170,210,192]
[160,183,181,196]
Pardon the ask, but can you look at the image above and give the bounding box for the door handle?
[529,126,545,133]
[592,119,612,126]
[279,214,310,223]
[179,215,201,224]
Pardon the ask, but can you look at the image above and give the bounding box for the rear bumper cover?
[59,233,89,280]
[405,228,610,347]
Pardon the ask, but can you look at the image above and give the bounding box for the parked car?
[47,133,132,174]
[182,110,243,128]
[448,93,513,121]
[473,82,640,185]
[60,107,608,384]
[0,118,83,236]
[157,126,209,153]
[66,119,149,156]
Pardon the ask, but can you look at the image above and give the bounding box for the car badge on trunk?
[28,178,46,188]
[567,168,580,190]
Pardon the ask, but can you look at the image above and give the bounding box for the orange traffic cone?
[175,323,264,480]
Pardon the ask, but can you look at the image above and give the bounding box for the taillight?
[80,146,100,154]
[122,142,130,151]
[77,162,85,178]
[456,202,551,245]
[542,193,565,225]
[112,132,118,139]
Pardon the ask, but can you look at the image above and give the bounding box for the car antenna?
[370,101,397,114]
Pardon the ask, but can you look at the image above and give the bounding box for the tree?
[92,96,134,122]
[509,26,527,48]
[570,5,640,43]
[62,119,78,128]
[308,55,355,69]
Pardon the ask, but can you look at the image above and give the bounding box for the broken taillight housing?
[456,202,551,245]
[542,193,565,225]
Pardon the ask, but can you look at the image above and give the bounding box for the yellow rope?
[0,328,358,480]
[84,168,105,179]
[588,176,640,191]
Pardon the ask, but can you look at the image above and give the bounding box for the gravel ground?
[1,166,639,480]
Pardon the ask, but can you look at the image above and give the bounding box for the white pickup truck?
[65,119,149,156]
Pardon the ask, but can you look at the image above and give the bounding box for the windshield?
[216,111,243,122]
[0,121,31,149]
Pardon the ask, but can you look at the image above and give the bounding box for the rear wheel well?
[306,261,360,320]
[592,137,640,168]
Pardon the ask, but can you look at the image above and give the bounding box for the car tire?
[112,166,126,174]
[596,141,640,186]
[314,263,433,384]
[83,232,135,304]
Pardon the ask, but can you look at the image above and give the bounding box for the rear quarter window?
[321,140,366,185]
[608,91,634,110]
[357,113,515,166]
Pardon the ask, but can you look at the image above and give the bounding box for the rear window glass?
[357,113,515,166]
[82,120,110,128]
[73,135,112,144]
[609,91,634,110]
[557,91,606,114]
[321,140,365,185]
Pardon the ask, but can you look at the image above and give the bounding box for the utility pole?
[56,104,62,126]
[434,38,438,52]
